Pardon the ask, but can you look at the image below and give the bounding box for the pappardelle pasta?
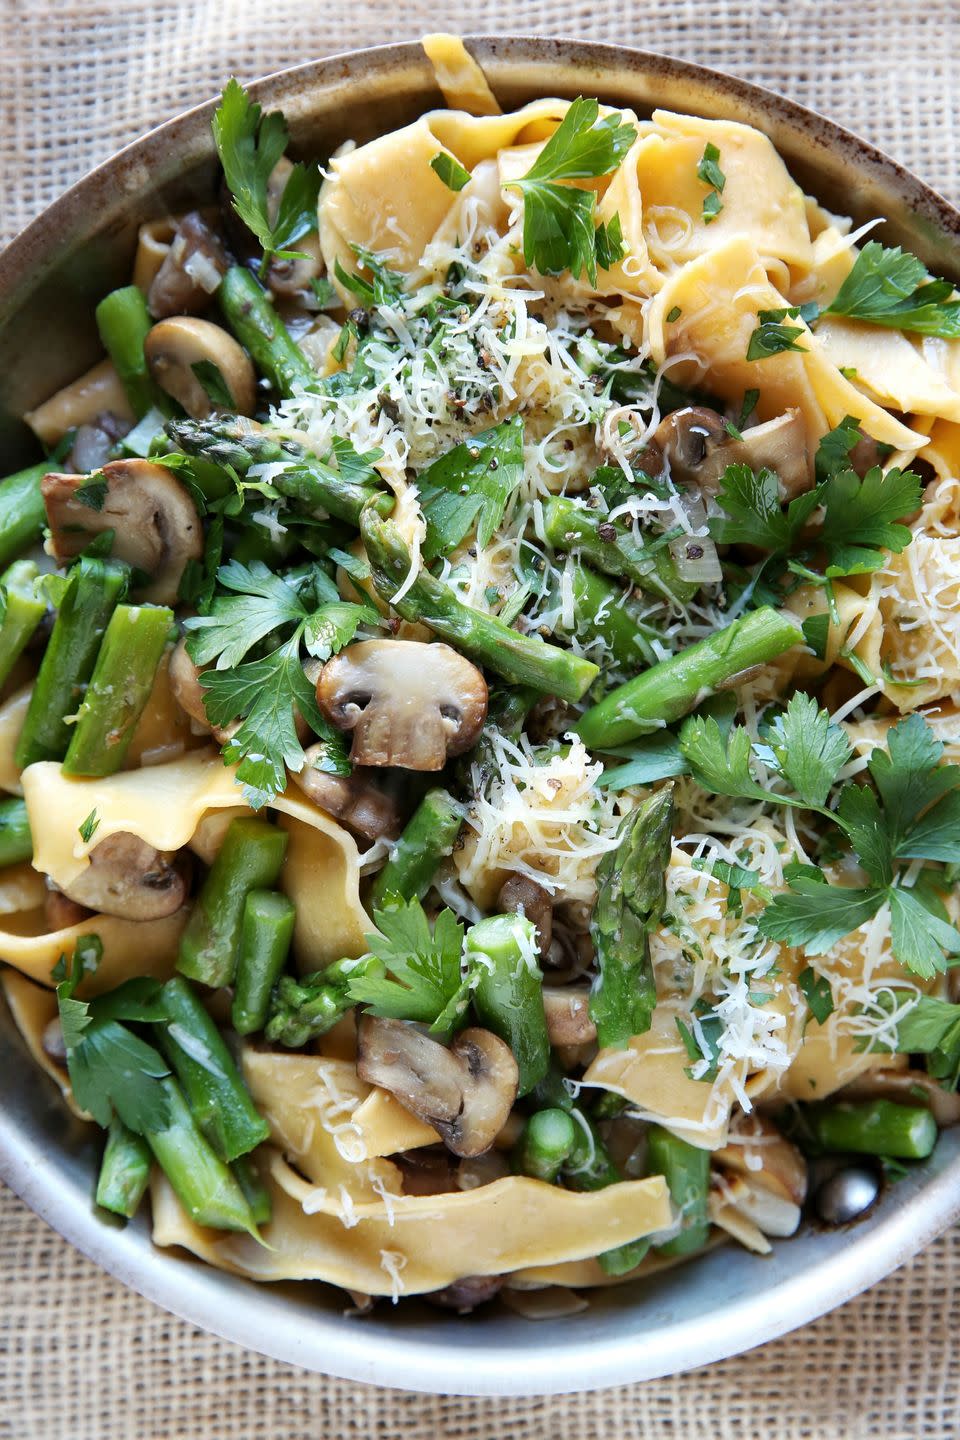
[5,33,960,1311]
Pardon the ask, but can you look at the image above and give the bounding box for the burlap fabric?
[2,1,960,1434]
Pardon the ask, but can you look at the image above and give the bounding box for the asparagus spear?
[0,798,32,869]
[369,788,463,909]
[0,560,45,688]
[590,787,673,1050]
[576,606,802,750]
[231,889,296,1036]
[515,1107,577,1182]
[545,561,661,671]
[361,508,599,703]
[646,1124,711,1258]
[95,285,167,418]
[265,955,384,1047]
[0,460,60,570]
[15,557,129,769]
[95,1118,152,1219]
[541,496,695,604]
[166,416,384,526]
[231,1153,272,1226]
[218,266,316,396]
[806,1099,937,1160]
[62,604,173,776]
[562,1110,652,1274]
[467,914,550,1096]
[177,818,288,988]
[144,1076,259,1233]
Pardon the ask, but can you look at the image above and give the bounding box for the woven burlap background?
[2,1,960,1435]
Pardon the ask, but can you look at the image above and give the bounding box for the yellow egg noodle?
[3,32,960,1310]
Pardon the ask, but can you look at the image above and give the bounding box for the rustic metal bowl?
[1,37,958,1395]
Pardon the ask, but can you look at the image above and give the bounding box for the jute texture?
[2,1,960,1434]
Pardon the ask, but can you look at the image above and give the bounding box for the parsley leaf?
[347,895,474,1030]
[759,692,852,807]
[836,784,894,886]
[710,463,821,551]
[697,142,725,224]
[893,995,960,1086]
[186,559,308,669]
[798,965,835,1025]
[75,475,108,511]
[212,78,321,275]
[888,886,960,980]
[191,360,235,410]
[78,808,100,844]
[506,97,637,283]
[302,600,370,661]
[594,213,627,271]
[825,240,960,338]
[868,713,960,855]
[818,465,921,576]
[431,151,471,192]
[679,716,771,803]
[420,416,525,558]
[758,880,885,954]
[746,307,809,361]
[815,416,863,482]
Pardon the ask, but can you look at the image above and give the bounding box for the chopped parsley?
[78,809,100,843]
[431,151,471,192]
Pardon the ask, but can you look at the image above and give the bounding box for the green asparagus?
[15,557,129,768]
[515,1107,577,1182]
[158,976,270,1161]
[0,560,45,688]
[0,798,32,869]
[62,603,173,776]
[541,495,695,604]
[467,914,551,1096]
[0,460,60,571]
[231,1153,272,1226]
[576,606,802,750]
[589,787,673,1050]
[95,285,167,418]
[144,1076,259,1233]
[646,1124,711,1258]
[545,560,660,671]
[95,1118,152,1219]
[805,1098,938,1160]
[361,507,599,702]
[231,889,296,1035]
[218,266,316,396]
[177,817,288,988]
[561,1108,652,1274]
[265,955,384,1047]
[369,789,463,909]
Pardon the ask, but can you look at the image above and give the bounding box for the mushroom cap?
[42,459,202,605]
[147,211,230,319]
[292,745,401,842]
[653,405,810,499]
[144,316,256,419]
[542,985,597,1047]
[356,1015,518,1157]
[496,874,553,958]
[59,831,189,920]
[315,639,488,771]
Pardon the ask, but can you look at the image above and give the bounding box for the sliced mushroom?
[42,460,202,605]
[714,1113,807,1207]
[393,1148,457,1196]
[168,636,212,736]
[59,832,189,920]
[839,1067,960,1129]
[44,885,91,932]
[148,211,231,318]
[356,1015,518,1158]
[427,1275,503,1313]
[652,405,811,499]
[542,985,597,1047]
[497,874,553,957]
[456,1149,511,1190]
[316,640,488,771]
[144,317,256,419]
[292,744,400,842]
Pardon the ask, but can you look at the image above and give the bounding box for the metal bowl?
[1,37,958,1395]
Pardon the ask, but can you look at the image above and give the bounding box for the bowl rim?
[2,34,960,1396]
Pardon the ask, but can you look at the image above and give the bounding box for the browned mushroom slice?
[652,405,811,498]
[59,832,189,920]
[356,1016,518,1158]
[316,640,488,771]
[497,874,553,957]
[144,317,256,419]
[714,1113,807,1207]
[148,211,231,319]
[542,985,597,1047]
[427,1275,503,1312]
[44,885,92,932]
[292,743,401,842]
[42,460,202,606]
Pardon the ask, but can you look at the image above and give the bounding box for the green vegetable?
[62,603,173,776]
[805,1098,938,1160]
[589,787,673,1049]
[576,606,801,749]
[515,1108,577,1182]
[268,955,384,1046]
[15,557,129,768]
[646,1124,710,1257]
[0,797,32,869]
[503,97,637,283]
[430,151,471,192]
[158,976,270,1161]
[798,965,835,1026]
[0,460,60,570]
[824,241,960,338]
[545,561,660,670]
[697,141,725,224]
[231,1153,272,1226]
[213,78,321,277]
[563,1111,620,1191]
[745,305,812,362]
[218,267,315,395]
[95,1119,152,1219]
[347,895,471,1031]
[177,817,289,988]
[361,507,599,702]
[231,889,296,1035]
[146,1076,260,1234]
[541,494,695,604]
[368,788,463,909]
[0,559,46,687]
[419,417,524,559]
[467,913,550,1096]
[95,286,166,417]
